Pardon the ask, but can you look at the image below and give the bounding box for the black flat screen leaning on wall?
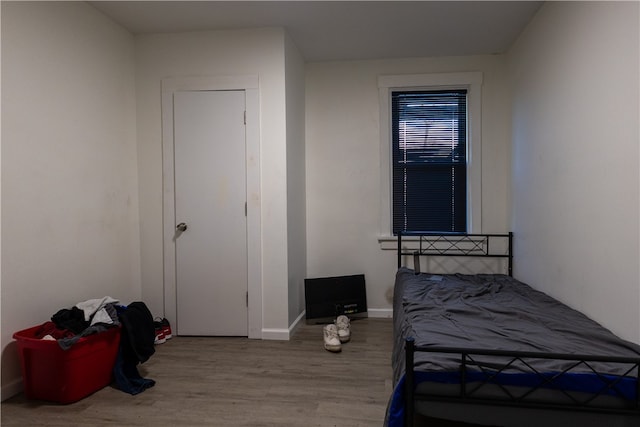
[304,274,368,324]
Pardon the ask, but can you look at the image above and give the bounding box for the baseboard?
[1,378,23,402]
[261,309,390,340]
[261,328,290,340]
[288,310,305,337]
[367,308,393,318]
[262,310,306,341]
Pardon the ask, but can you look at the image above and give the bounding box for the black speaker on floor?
[304,274,368,324]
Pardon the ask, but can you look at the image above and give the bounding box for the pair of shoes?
[154,317,172,345]
[323,315,351,352]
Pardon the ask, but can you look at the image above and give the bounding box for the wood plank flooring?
[2,318,396,426]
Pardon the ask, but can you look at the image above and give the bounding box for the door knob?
[176,222,188,232]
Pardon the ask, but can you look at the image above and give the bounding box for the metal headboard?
[396,232,513,276]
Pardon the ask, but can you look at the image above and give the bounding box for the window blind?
[392,90,467,234]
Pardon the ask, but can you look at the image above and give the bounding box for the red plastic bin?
[13,324,120,404]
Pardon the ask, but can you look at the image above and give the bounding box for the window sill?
[378,234,418,250]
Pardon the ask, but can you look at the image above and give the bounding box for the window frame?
[378,72,483,240]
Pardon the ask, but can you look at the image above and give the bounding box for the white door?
[173,90,248,336]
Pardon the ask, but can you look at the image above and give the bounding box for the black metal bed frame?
[396,232,640,427]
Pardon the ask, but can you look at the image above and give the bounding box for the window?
[378,72,482,239]
[392,90,467,234]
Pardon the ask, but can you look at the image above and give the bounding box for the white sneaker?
[335,315,351,343]
[323,324,342,352]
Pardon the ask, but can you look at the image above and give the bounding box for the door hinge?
[245,202,247,217]
[244,110,246,125]
[246,291,249,307]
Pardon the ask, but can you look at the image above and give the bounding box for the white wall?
[285,33,307,325]
[1,1,140,398]
[509,1,639,343]
[305,55,512,313]
[134,28,292,335]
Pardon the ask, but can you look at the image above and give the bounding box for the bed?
[386,232,640,427]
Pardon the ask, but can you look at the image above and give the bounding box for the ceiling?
[90,1,544,62]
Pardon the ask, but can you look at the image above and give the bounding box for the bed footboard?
[404,338,640,427]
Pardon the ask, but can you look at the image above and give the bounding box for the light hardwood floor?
[2,318,396,426]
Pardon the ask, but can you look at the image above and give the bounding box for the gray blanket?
[392,268,640,386]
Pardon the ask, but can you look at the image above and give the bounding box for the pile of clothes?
[37,297,157,395]
[37,296,121,350]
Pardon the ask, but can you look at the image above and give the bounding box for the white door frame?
[161,75,262,339]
